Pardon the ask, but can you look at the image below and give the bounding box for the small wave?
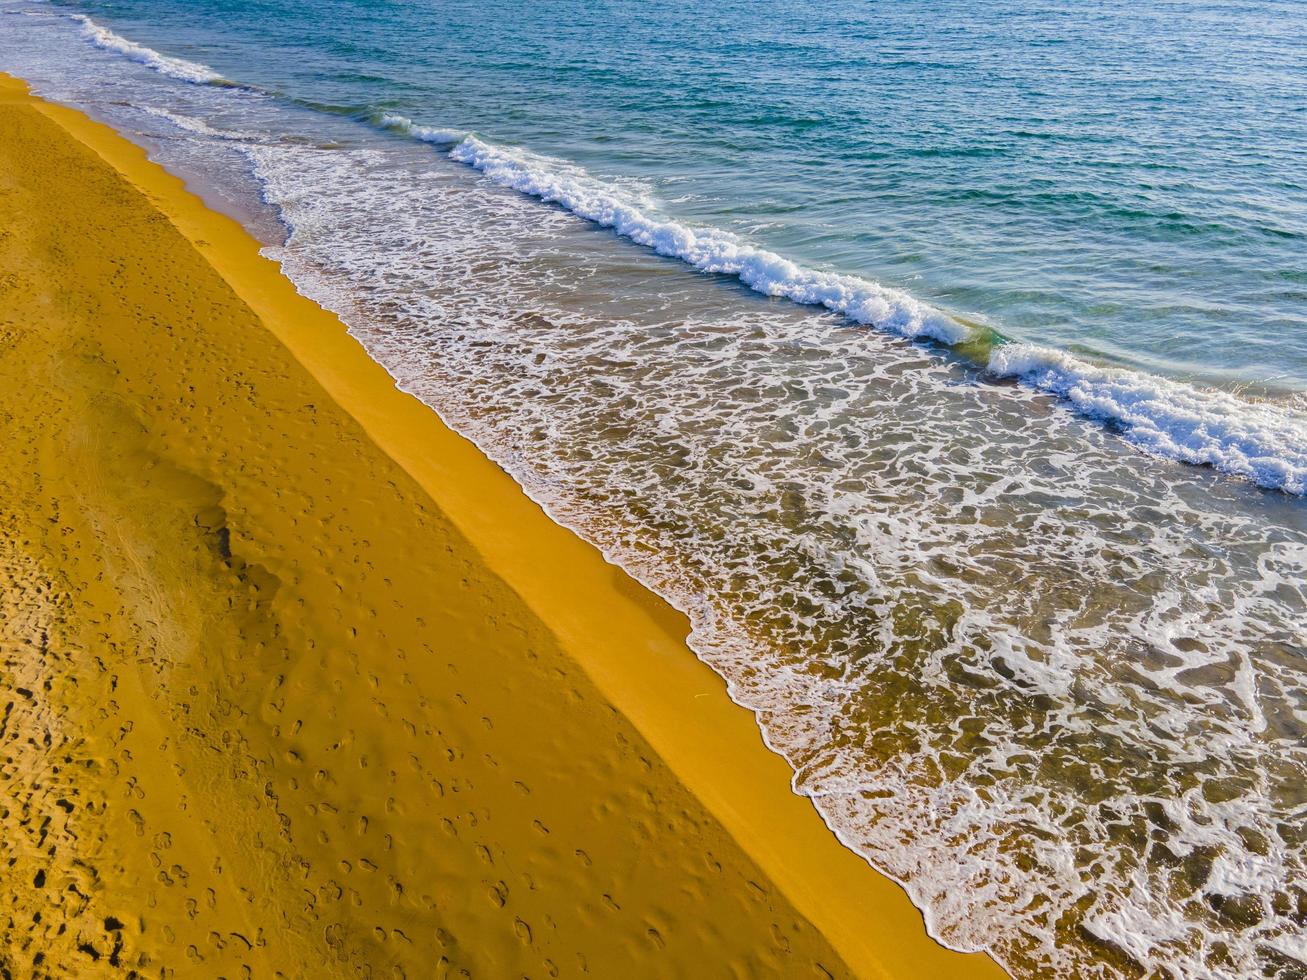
[71,13,224,85]
[445,135,970,346]
[989,343,1307,495]
[428,129,1307,495]
[136,104,259,142]
[374,112,464,146]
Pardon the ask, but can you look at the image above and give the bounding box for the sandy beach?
[0,74,1003,977]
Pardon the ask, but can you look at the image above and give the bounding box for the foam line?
[988,343,1307,495]
[447,135,971,346]
[434,132,1307,495]
[72,13,224,85]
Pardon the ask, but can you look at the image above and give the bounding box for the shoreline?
[0,71,1005,977]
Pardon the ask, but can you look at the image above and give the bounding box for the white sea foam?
[428,129,1307,495]
[376,112,463,146]
[71,13,223,85]
[447,135,971,345]
[989,343,1307,495]
[138,104,255,141]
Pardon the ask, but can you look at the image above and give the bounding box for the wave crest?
[375,111,463,146]
[72,13,223,85]
[988,343,1307,495]
[447,135,971,346]
[437,130,1307,495]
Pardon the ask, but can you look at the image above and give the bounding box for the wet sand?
[0,73,1003,978]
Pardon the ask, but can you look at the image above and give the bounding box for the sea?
[2,1,1305,976]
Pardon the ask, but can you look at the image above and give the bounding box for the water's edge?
[70,10,1307,498]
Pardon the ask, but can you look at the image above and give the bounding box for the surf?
[374,114,1307,497]
[72,13,224,85]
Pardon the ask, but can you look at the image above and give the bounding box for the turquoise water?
[4,2,1307,977]
[29,0,1307,392]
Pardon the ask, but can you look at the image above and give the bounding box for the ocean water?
[3,1,1306,976]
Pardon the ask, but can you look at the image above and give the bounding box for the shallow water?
[3,2,1306,976]
[34,0,1307,388]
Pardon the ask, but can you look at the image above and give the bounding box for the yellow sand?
[0,74,1004,978]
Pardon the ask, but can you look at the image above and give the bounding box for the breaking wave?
[72,13,225,85]
[989,344,1307,495]
[429,128,1307,496]
[448,134,970,346]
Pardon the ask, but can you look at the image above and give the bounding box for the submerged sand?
[0,75,1001,978]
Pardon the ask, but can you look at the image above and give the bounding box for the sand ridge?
[0,74,1003,978]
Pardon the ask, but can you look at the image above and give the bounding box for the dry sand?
[0,74,1004,978]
